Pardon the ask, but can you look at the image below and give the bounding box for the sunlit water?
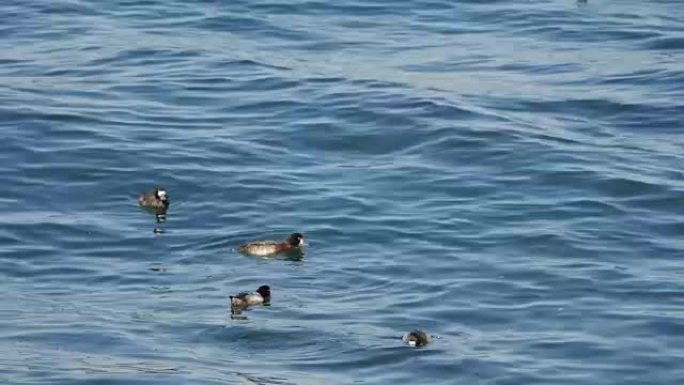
[1,1,684,384]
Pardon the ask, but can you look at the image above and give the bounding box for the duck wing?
[240,241,277,247]
[232,291,251,300]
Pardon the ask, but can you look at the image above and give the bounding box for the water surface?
[1,0,684,384]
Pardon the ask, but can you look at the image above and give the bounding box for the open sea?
[1,0,684,384]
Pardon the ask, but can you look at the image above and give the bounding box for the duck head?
[287,233,304,247]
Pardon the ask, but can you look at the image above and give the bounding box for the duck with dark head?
[239,233,305,257]
[230,285,271,314]
[403,330,431,347]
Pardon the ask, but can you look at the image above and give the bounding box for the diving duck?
[403,330,431,347]
[239,233,304,257]
[230,285,271,310]
[138,187,169,211]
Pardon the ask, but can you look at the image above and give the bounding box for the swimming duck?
[230,285,271,310]
[138,187,169,211]
[403,330,431,347]
[239,233,304,257]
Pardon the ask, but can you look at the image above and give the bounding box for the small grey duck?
[138,187,169,211]
[239,233,304,257]
[403,330,431,347]
[230,285,271,309]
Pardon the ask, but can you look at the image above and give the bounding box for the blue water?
[2,0,684,384]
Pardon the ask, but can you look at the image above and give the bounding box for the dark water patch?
[595,68,673,85]
[498,62,583,75]
[593,175,669,199]
[253,1,407,17]
[87,48,202,67]
[644,36,684,50]
[208,58,292,72]
[517,23,661,44]
[302,76,347,85]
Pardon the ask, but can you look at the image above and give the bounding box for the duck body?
[239,233,304,257]
[230,285,271,310]
[403,330,431,347]
[239,241,291,256]
[138,187,169,211]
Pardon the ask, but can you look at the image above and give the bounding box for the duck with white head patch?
[403,330,431,347]
[138,187,169,212]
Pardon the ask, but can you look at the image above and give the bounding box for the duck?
[239,233,304,257]
[138,187,169,211]
[230,285,271,310]
[403,330,431,347]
